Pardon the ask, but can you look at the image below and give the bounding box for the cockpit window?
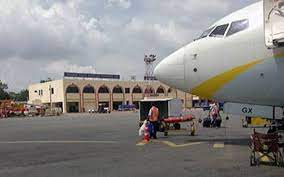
[209,24,229,37]
[197,26,215,40]
[226,19,249,37]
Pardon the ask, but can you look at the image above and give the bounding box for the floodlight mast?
[144,54,156,81]
[144,54,157,97]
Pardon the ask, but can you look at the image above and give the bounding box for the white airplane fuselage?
[155,1,284,107]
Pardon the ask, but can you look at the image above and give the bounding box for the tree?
[9,90,29,101]
[0,80,10,100]
[0,81,29,101]
[40,78,52,83]
[16,89,29,101]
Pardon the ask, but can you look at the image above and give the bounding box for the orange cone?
[144,125,150,142]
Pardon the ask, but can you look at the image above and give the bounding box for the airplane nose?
[154,47,186,91]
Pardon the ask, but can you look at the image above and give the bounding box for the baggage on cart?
[203,117,211,127]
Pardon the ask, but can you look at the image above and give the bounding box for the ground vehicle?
[98,104,110,114]
[118,104,136,111]
[242,117,272,128]
[139,98,195,136]
[88,108,96,113]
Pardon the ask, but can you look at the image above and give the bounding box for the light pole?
[49,85,52,109]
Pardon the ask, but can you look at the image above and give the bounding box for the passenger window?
[209,24,229,37]
[227,19,249,37]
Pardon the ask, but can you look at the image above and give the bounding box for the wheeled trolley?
[250,129,283,166]
[161,115,196,136]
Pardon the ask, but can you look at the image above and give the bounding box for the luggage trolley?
[139,98,196,136]
[250,129,283,166]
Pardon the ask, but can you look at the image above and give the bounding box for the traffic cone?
[144,125,150,142]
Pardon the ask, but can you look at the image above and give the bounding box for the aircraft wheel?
[164,131,168,136]
[250,153,256,166]
[174,123,181,130]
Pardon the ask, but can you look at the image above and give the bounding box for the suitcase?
[215,118,222,128]
[203,117,211,127]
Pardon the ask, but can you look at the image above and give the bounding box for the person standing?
[148,104,159,139]
[210,102,220,127]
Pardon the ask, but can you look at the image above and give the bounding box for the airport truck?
[139,98,196,136]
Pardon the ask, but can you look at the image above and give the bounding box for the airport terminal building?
[28,74,193,113]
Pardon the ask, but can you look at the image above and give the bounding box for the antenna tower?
[144,54,157,81]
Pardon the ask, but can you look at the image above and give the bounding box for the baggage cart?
[139,98,196,136]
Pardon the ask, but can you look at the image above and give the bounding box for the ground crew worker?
[148,103,159,139]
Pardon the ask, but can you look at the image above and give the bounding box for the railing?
[98,93,110,102]
[66,93,80,100]
[83,93,96,100]
[112,94,124,101]
[132,94,144,101]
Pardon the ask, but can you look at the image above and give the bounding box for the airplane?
[154,0,284,121]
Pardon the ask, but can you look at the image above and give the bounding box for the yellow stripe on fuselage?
[190,51,284,100]
[190,60,263,99]
[275,52,284,58]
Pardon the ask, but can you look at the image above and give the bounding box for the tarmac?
[0,111,283,177]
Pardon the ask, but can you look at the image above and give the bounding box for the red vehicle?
[0,100,14,118]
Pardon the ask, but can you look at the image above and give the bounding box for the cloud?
[0,57,46,91]
[0,0,259,91]
[106,0,131,9]
[125,18,194,48]
[44,60,96,76]
[0,0,109,61]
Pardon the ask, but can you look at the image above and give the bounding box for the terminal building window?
[145,87,155,94]
[125,88,130,93]
[113,86,123,93]
[98,86,110,93]
[132,86,142,93]
[83,85,95,93]
[38,90,43,96]
[66,85,79,93]
[209,24,229,37]
[226,19,249,37]
[157,86,165,94]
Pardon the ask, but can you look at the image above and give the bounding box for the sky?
[0,0,259,91]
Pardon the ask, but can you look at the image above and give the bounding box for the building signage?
[64,72,120,80]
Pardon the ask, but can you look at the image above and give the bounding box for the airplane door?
[264,0,284,48]
[184,45,200,90]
